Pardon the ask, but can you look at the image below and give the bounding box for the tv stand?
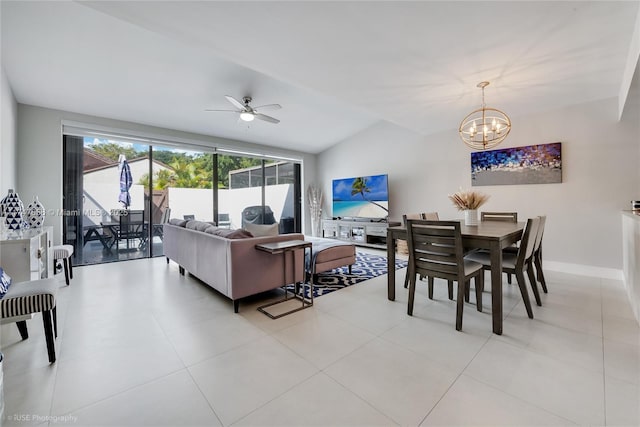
[322,219,400,249]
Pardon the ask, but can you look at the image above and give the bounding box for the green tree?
[137,152,264,190]
[139,169,176,190]
[217,154,261,188]
[89,143,143,162]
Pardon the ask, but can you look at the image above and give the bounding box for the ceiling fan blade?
[225,95,245,110]
[253,103,281,112]
[254,113,280,124]
[204,109,239,112]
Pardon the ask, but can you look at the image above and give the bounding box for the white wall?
[1,66,17,194]
[83,160,169,225]
[167,184,292,230]
[16,104,317,244]
[318,97,640,275]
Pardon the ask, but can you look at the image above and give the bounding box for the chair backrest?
[422,212,439,220]
[120,210,144,232]
[481,211,518,222]
[217,213,231,227]
[160,208,171,224]
[128,210,144,222]
[406,219,465,283]
[532,215,546,253]
[516,217,541,266]
[402,213,423,226]
[402,212,439,226]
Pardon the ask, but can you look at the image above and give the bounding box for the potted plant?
[448,189,490,226]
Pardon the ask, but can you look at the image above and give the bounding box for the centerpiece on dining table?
[448,189,490,226]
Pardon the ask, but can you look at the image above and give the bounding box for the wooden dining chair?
[503,215,547,294]
[532,215,548,293]
[480,211,518,283]
[402,213,453,300]
[402,213,424,288]
[465,217,541,318]
[481,211,518,222]
[406,219,484,331]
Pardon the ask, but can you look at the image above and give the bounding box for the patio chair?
[117,210,145,249]
[217,213,231,228]
[153,208,171,240]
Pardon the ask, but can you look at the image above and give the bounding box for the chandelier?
[458,81,511,150]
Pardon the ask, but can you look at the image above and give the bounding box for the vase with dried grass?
[307,185,323,237]
[448,189,490,226]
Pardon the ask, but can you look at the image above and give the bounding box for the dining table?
[386,220,525,335]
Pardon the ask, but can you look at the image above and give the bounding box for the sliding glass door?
[264,160,297,234]
[219,154,263,230]
[63,132,302,266]
[150,147,213,255]
[64,136,151,264]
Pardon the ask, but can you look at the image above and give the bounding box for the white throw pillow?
[244,222,279,237]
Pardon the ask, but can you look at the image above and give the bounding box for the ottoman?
[305,237,356,283]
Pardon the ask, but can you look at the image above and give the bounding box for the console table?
[322,219,401,249]
[0,226,53,282]
[255,240,313,319]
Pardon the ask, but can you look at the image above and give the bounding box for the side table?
[255,240,313,319]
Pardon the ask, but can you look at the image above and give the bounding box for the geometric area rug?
[286,251,408,299]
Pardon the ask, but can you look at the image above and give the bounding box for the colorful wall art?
[471,142,562,186]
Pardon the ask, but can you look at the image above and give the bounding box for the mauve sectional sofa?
[163,219,306,312]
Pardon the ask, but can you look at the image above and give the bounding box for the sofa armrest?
[227,234,306,299]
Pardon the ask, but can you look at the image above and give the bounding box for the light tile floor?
[1,254,639,426]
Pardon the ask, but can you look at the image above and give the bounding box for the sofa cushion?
[186,220,212,232]
[168,218,187,227]
[244,222,279,237]
[212,228,254,239]
[204,225,219,234]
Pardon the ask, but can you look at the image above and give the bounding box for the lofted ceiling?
[2,1,639,154]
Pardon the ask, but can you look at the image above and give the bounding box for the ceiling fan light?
[240,112,254,122]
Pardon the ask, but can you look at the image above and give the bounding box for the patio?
[78,236,165,265]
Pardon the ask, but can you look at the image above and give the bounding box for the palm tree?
[351,177,388,213]
[138,169,177,190]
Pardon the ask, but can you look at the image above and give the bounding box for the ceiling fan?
[205,95,281,124]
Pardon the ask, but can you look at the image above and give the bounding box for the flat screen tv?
[332,174,389,219]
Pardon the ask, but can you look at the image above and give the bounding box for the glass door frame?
[63,134,302,266]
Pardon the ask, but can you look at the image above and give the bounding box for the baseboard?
[544,260,623,280]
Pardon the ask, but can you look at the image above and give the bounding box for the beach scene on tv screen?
[332,174,389,218]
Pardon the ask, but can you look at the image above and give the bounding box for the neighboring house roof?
[84,148,115,172]
[84,155,173,174]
